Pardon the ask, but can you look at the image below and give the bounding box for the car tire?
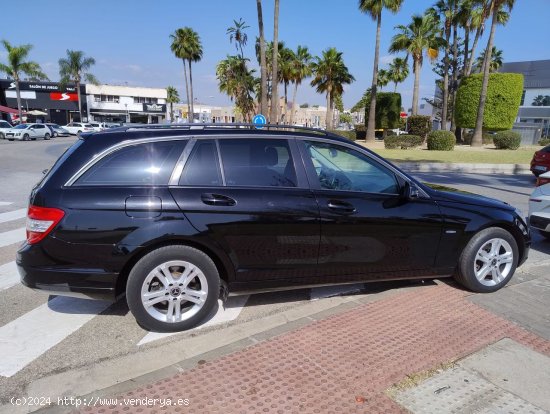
[23,134,30,141]
[77,130,82,136]
[44,133,50,140]
[0,132,4,139]
[455,227,518,293]
[126,245,220,332]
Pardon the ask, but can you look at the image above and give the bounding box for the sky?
[1,0,549,111]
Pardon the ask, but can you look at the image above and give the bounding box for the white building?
[86,84,167,124]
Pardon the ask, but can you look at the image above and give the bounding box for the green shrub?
[384,134,424,149]
[427,130,456,151]
[463,130,494,145]
[455,73,523,131]
[407,115,431,139]
[329,130,355,141]
[493,130,521,150]
[539,138,550,146]
[355,124,366,140]
[365,92,402,130]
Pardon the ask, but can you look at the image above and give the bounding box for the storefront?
[0,79,86,124]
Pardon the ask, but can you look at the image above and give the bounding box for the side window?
[218,139,297,187]
[305,141,399,194]
[179,140,222,186]
[75,140,186,186]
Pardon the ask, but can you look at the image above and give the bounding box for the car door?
[299,139,444,282]
[169,137,320,286]
[34,124,46,138]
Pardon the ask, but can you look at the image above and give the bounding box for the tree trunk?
[170,102,174,122]
[466,26,483,76]
[257,0,268,117]
[283,81,288,123]
[411,58,421,116]
[366,12,382,142]
[394,82,397,93]
[326,88,332,130]
[449,20,459,133]
[15,78,22,123]
[472,1,497,147]
[188,60,195,123]
[76,80,83,122]
[441,25,451,130]
[463,24,470,77]
[290,82,298,125]
[270,0,280,124]
[182,59,191,122]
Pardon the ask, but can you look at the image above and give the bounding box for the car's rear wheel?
[77,130,82,136]
[126,245,220,332]
[455,227,518,293]
[44,133,50,140]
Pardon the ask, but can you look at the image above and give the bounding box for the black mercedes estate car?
[17,125,530,331]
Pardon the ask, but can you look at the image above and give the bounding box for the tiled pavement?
[80,281,550,414]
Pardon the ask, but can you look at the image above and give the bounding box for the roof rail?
[120,123,336,137]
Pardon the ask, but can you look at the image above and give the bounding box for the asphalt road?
[0,136,547,412]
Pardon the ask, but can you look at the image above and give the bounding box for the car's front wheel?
[44,133,50,140]
[126,245,220,332]
[0,132,4,139]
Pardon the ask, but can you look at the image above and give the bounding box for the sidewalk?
[75,276,550,414]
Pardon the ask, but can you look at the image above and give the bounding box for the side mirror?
[402,181,420,200]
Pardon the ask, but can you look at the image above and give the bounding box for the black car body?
[17,125,530,331]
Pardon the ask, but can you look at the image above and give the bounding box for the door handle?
[327,200,356,214]
[201,193,236,206]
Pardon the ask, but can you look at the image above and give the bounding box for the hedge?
[493,130,521,150]
[463,130,494,145]
[355,124,366,140]
[427,130,455,151]
[455,73,524,131]
[407,115,431,139]
[365,92,402,130]
[328,130,356,141]
[384,134,424,149]
[539,138,550,146]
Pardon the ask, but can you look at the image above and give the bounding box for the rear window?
[75,140,186,186]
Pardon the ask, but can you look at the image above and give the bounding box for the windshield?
[14,124,29,129]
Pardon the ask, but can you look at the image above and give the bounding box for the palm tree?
[471,0,515,147]
[217,56,256,121]
[0,40,49,123]
[279,47,296,123]
[166,86,179,123]
[389,14,444,115]
[256,0,268,116]
[170,27,203,123]
[289,46,313,125]
[359,0,404,142]
[377,69,390,91]
[58,50,98,122]
[474,46,503,73]
[388,57,409,92]
[227,18,250,59]
[427,0,459,130]
[310,48,355,129]
[270,0,280,124]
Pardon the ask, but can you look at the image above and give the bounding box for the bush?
[355,124,366,140]
[493,130,521,150]
[539,138,550,146]
[365,92,402,130]
[407,115,431,139]
[463,130,494,145]
[384,134,424,149]
[455,73,524,131]
[427,130,456,151]
[329,130,355,141]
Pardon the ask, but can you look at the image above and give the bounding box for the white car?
[64,122,95,135]
[4,123,51,141]
[88,122,106,132]
[528,171,550,240]
[0,120,13,139]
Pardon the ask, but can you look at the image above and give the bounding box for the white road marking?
[0,261,19,291]
[0,297,110,377]
[0,202,14,206]
[0,208,26,224]
[138,295,250,346]
[310,283,365,301]
[0,227,25,248]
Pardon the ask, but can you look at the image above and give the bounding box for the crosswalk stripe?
[0,208,26,224]
[310,283,365,301]
[0,202,14,206]
[0,297,111,377]
[0,227,25,248]
[138,295,250,346]
[0,261,19,291]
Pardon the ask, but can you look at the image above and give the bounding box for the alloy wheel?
[474,238,514,286]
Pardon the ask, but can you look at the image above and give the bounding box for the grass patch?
[361,145,536,164]
[386,361,456,398]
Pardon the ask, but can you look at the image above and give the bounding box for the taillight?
[26,205,65,244]
[536,176,550,187]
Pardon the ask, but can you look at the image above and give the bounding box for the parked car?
[17,125,530,332]
[528,171,550,240]
[45,123,70,137]
[88,122,106,132]
[64,122,95,135]
[530,145,550,176]
[4,123,51,141]
[0,120,13,139]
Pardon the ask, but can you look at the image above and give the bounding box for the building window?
[94,94,120,103]
[521,90,526,106]
[133,97,158,104]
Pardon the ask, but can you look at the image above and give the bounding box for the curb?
[395,162,532,175]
